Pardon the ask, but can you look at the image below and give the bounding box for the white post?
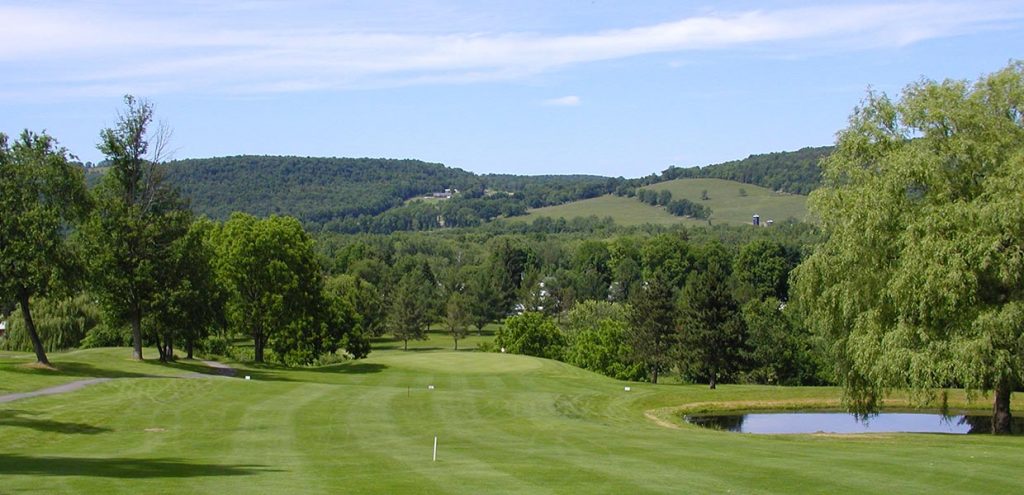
[432,436,438,462]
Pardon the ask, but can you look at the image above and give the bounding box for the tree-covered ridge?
[661,146,832,194]
[163,155,481,224]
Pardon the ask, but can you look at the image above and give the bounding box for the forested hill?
[163,155,480,223]
[659,146,832,194]
[109,147,830,233]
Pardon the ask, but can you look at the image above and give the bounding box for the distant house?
[427,188,458,199]
[0,320,6,338]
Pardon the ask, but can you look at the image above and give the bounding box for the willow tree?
[0,131,89,365]
[792,63,1024,434]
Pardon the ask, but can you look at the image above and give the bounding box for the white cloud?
[0,1,1020,99]
[544,96,581,106]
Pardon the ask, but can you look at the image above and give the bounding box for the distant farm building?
[427,188,457,199]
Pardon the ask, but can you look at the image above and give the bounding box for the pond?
[683,412,1024,434]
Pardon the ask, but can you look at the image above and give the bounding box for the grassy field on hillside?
[642,178,808,225]
[518,194,700,227]
[1,341,1021,494]
[519,178,808,227]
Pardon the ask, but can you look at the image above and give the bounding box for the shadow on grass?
[0,453,280,478]
[138,359,223,377]
[232,360,389,382]
[0,410,111,435]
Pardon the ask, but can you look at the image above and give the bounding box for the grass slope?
[1,344,1021,494]
[519,178,808,227]
[642,178,808,225]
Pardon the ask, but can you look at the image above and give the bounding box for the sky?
[1,1,1022,177]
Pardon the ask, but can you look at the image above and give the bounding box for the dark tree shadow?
[237,361,389,382]
[311,362,387,374]
[0,454,280,478]
[0,410,111,434]
[139,359,225,377]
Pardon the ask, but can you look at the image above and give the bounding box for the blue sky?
[2,1,1022,177]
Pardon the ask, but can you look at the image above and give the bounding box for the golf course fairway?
[1,347,1021,494]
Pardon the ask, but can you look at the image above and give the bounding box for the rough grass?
[518,178,808,227]
[1,344,1021,494]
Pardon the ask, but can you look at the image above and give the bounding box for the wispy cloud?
[544,95,581,107]
[0,1,1020,99]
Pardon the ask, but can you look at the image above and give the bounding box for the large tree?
[387,260,437,350]
[0,131,89,365]
[627,273,677,384]
[147,217,226,361]
[792,63,1024,433]
[214,213,327,363]
[84,96,187,360]
[676,243,747,389]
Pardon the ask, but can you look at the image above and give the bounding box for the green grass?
[641,178,808,225]
[1,346,1021,494]
[518,178,809,227]
[519,194,693,227]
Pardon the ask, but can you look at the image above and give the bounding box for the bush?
[79,323,131,349]
[496,312,564,360]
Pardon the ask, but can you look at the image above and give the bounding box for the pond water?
[683,412,1024,434]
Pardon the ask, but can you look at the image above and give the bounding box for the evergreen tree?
[676,244,746,389]
[627,274,676,383]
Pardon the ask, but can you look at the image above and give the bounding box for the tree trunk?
[17,292,50,366]
[709,374,717,390]
[404,338,408,351]
[164,335,174,362]
[186,340,194,360]
[993,380,1012,435]
[254,338,264,363]
[155,332,166,362]
[454,337,458,351]
[651,366,659,384]
[130,310,143,360]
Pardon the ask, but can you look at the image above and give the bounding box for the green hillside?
[519,194,696,227]
[521,178,808,227]
[1,346,1018,494]
[662,145,831,194]
[642,178,808,225]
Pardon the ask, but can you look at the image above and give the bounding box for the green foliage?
[444,291,471,350]
[84,96,189,360]
[676,244,747,388]
[0,130,90,363]
[665,198,711,219]
[0,294,103,352]
[213,213,330,364]
[627,273,677,383]
[497,311,564,360]
[163,155,479,225]
[663,146,832,194]
[733,239,794,303]
[387,260,437,350]
[641,233,694,289]
[791,62,1024,430]
[562,301,644,380]
[147,216,224,360]
[741,298,816,385]
[79,321,131,349]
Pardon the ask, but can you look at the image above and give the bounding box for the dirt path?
[0,359,237,404]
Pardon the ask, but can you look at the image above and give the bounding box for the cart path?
[0,378,113,404]
[200,359,238,376]
[0,359,237,404]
